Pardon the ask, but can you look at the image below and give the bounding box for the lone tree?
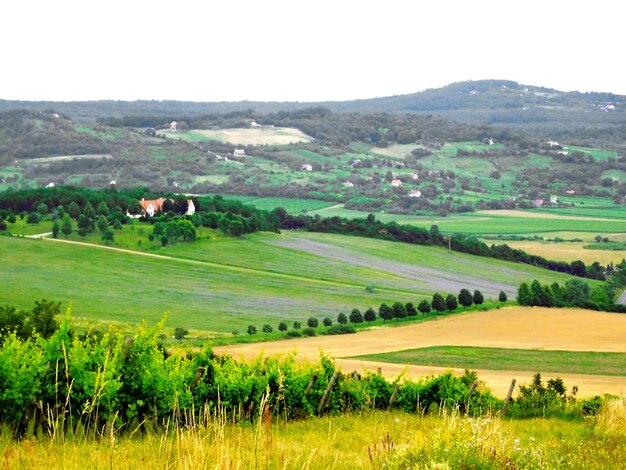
[458,288,473,308]
[391,302,407,321]
[278,321,288,332]
[262,324,273,333]
[499,291,508,302]
[61,213,73,236]
[431,293,446,313]
[418,300,431,315]
[445,293,458,311]
[323,317,333,327]
[337,312,348,324]
[364,307,377,323]
[247,325,257,335]
[379,303,393,322]
[349,308,364,324]
[293,321,301,330]
[473,290,484,305]
[405,302,417,317]
[307,317,318,328]
[173,327,188,341]
[52,221,60,239]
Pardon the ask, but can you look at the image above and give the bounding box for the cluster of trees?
[275,210,610,280]
[150,219,196,246]
[0,187,281,240]
[516,278,626,312]
[0,299,60,341]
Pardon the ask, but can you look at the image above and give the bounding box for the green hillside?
[0,230,578,333]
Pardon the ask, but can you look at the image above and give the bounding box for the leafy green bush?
[327,324,356,335]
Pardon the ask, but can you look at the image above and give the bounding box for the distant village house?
[170,121,178,132]
[409,189,422,198]
[391,179,403,187]
[137,198,195,217]
[533,199,544,207]
[301,164,313,171]
[550,195,558,204]
[233,149,246,157]
[343,181,354,188]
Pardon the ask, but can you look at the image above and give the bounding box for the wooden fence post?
[388,384,400,409]
[305,374,318,397]
[317,372,339,414]
[465,380,478,414]
[501,379,516,416]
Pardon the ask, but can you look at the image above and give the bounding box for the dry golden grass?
[370,143,421,158]
[195,127,312,145]
[490,240,626,265]
[216,307,626,397]
[478,209,615,221]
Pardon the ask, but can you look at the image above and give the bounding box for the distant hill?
[1,80,624,137]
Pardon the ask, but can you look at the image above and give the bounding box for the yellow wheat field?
[216,307,626,397]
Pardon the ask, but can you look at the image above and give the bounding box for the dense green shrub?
[0,313,505,435]
[326,325,356,335]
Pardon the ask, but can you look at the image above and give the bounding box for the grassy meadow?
[1,407,624,469]
[354,346,626,376]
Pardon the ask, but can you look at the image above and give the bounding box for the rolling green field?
[304,206,626,234]
[0,229,579,334]
[354,346,626,376]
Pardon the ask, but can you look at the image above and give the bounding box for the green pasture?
[354,346,626,376]
[534,206,626,219]
[0,236,419,333]
[74,125,124,140]
[5,218,54,236]
[562,144,619,160]
[243,197,335,213]
[0,226,581,333]
[304,205,626,234]
[602,169,626,182]
[439,141,504,156]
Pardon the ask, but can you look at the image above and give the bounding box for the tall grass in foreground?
[1,400,624,469]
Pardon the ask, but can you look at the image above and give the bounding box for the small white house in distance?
[186,200,195,215]
[45,182,55,188]
[533,199,544,207]
[391,179,403,187]
[301,164,313,171]
[550,195,558,204]
[109,180,117,185]
[170,121,177,132]
[411,173,419,180]
[343,181,354,188]
[233,149,246,157]
[250,121,260,128]
[546,141,560,147]
[409,189,422,198]
[566,190,576,195]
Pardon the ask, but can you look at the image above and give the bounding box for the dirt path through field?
[216,307,626,397]
[267,236,515,297]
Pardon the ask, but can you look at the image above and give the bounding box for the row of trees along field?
[245,289,496,338]
[276,210,615,281]
[0,306,611,438]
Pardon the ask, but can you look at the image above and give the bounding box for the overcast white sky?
[2,0,624,102]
